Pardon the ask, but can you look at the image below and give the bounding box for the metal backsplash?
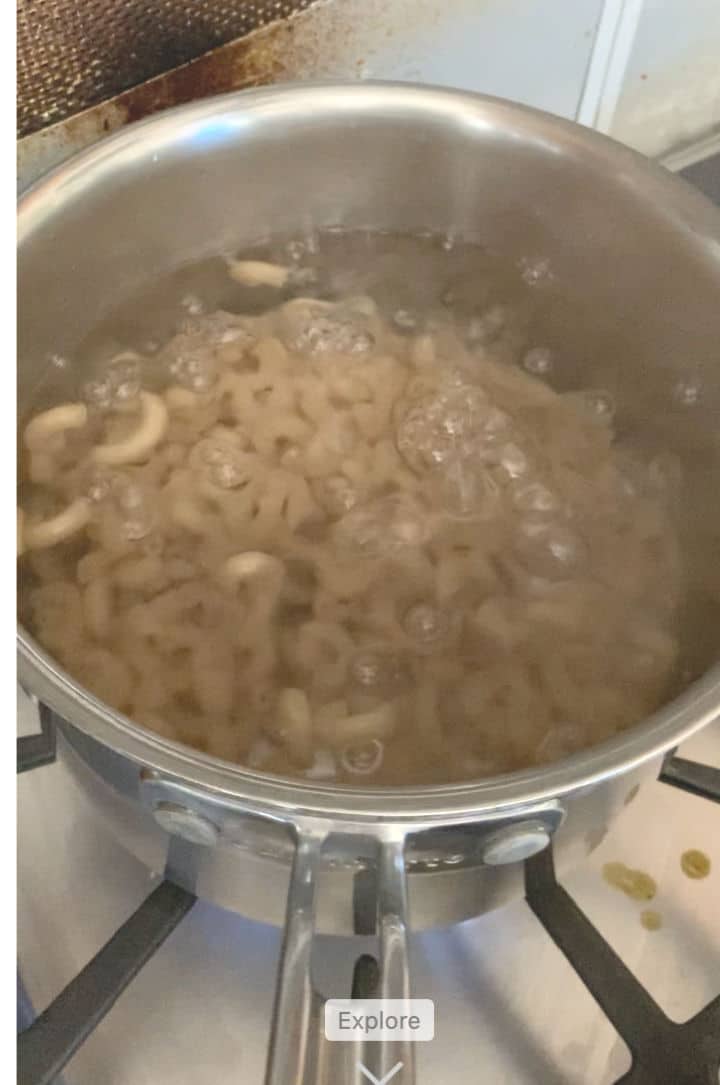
[18,0,719,193]
[17,0,315,136]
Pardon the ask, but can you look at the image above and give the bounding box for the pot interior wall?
[18,87,720,685]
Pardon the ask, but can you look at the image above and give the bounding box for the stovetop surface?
[17,692,720,1085]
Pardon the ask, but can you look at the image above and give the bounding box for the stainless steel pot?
[18,83,720,1084]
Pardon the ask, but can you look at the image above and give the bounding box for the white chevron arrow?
[356,1060,404,1085]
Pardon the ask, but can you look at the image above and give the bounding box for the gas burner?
[17,136,720,1085]
[17,710,720,1085]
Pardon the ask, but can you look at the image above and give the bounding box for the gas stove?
[17,692,720,1085]
[17,153,720,1085]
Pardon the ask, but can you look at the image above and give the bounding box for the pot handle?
[265,828,415,1085]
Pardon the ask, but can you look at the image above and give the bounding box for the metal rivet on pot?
[481,822,551,866]
[152,801,220,846]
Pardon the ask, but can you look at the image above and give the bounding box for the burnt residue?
[118,21,297,125]
[18,19,300,190]
[19,0,451,189]
[17,0,316,137]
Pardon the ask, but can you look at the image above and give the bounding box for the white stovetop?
[17,688,720,1085]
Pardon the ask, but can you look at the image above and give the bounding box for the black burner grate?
[17,882,196,1085]
[525,845,720,1085]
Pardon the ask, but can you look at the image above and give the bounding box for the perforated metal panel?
[17,0,313,137]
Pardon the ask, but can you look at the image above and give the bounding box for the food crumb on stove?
[640,909,662,931]
[680,849,711,880]
[602,861,657,901]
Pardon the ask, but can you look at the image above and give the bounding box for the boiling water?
[17,232,719,785]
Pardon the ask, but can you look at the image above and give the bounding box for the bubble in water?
[313,475,361,517]
[307,317,373,356]
[403,601,454,651]
[516,520,586,580]
[497,442,529,480]
[192,436,251,489]
[284,300,374,357]
[579,388,615,423]
[205,312,254,347]
[392,308,418,331]
[336,495,430,557]
[349,648,405,693]
[176,314,254,360]
[211,460,244,489]
[520,256,554,287]
[523,347,553,376]
[350,651,385,688]
[395,384,489,473]
[86,469,119,504]
[83,353,142,410]
[285,233,319,265]
[672,377,701,407]
[341,738,384,775]
[286,239,307,263]
[83,374,114,410]
[108,354,142,405]
[113,481,156,541]
[512,480,560,516]
[167,345,217,393]
[181,294,205,316]
[434,459,499,520]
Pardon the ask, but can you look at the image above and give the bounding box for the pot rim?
[17,81,720,822]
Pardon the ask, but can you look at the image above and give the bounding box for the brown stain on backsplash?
[18,18,302,189]
[19,0,486,190]
[117,23,296,124]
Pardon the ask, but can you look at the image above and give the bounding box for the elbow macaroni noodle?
[18,275,690,784]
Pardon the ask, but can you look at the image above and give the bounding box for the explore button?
[324,999,435,1042]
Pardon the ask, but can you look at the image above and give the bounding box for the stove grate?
[17,703,56,774]
[17,881,196,1085]
[16,711,719,1085]
[526,844,720,1085]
